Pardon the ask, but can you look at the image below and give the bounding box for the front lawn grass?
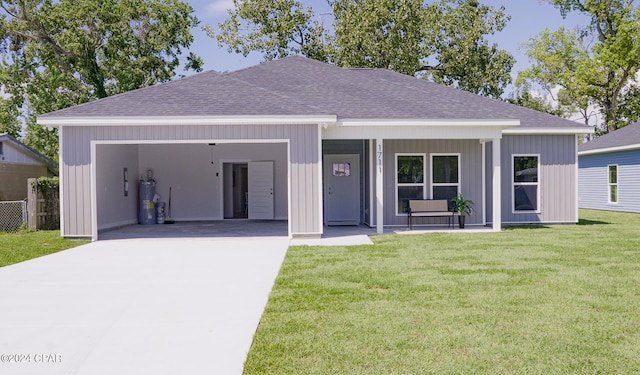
[0,230,89,267]
[244,209,640,374]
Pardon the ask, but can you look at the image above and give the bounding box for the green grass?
[244,209,640,374]
[0,230,89,267]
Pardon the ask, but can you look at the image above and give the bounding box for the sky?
[185,0,590,90]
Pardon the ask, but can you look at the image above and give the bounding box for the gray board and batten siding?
[326,135,578,228]
[579,149,640,213]
[485,135,578,225]
[60,124,321,238]
[382,139,484,227]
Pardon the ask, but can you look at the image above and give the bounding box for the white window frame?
[512,154,540,213]
[430,153,461,202]
[608,164,618,204]
[395,153,426,216]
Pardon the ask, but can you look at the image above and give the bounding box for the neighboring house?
[578,122,640,213]
[37,56,592,240]
[0,133,57,201]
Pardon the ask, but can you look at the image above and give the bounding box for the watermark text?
[1,353,62,364]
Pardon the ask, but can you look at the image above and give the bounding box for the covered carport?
[42,114,327,241]
[93,140,290,240]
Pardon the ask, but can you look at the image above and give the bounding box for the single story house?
[578,122,640,213]
[37,56,592,240]
[0,133,57,201]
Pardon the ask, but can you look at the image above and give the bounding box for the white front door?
[248,161,274,219]
[324,154,360,225]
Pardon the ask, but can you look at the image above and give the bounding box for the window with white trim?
[396,154,426,215]
[513,155,539,212]
[431,154,460,210]
[608,165,618,203]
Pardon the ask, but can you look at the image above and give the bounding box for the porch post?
[376,138,384,234]
[492,138,502,231]
[481,141,486,226]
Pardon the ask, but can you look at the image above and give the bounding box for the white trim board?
[578,143,640,155]
[58,126,65,237]
[323,125,504,140]
[511,154,541,214]
[504,127,594,135]
[337,119,520,127]
[39,115,338,127]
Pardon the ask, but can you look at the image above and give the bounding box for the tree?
[331,0,425,75]
[518,0,640,133]
[0,96,21,138]
[210,0,331,62]
[615,85,640,124]
[516,27,592,125]
[506,88,569,118]
[210,0,515,98]
[0,0,203,160]
[419,0,514,98]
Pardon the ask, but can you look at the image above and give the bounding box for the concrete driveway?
[0,237,289,375]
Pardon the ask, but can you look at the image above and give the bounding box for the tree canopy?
[517,0,640,133]
[210,0,515,99]
[0,0,203,160]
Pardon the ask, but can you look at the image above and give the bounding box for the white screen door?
[248,161,274,219]
[324,154,360,225]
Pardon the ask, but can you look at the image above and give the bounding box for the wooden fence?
[27,178,60,231]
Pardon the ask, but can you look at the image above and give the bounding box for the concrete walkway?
[0,237,289,375]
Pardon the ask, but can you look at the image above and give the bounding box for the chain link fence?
[0,200,28,232]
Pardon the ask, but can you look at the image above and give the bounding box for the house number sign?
[377,143,383,173]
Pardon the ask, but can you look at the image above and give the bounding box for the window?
[0,141,3,155]
[608,165,618,203]
[431,154,460,210]
[396,154,426,214]
[333,163,351,177]
[513,155,539,212]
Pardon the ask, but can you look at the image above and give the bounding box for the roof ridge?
[224,61,331,114]
[230,75,328,114]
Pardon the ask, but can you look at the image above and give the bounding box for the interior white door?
[324,154,360,225]
[248,161,274,220]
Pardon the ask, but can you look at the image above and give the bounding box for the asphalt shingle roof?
[40,56,588,129]
[579,122,640,152]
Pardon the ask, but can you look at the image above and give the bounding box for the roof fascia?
[38,115,338,127]
[578,143,640,156]
[504,127,594,135]
[337,118,520,128]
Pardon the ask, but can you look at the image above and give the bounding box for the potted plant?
[451,195,474,228]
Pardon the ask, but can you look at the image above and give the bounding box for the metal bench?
[407,199,454,229]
